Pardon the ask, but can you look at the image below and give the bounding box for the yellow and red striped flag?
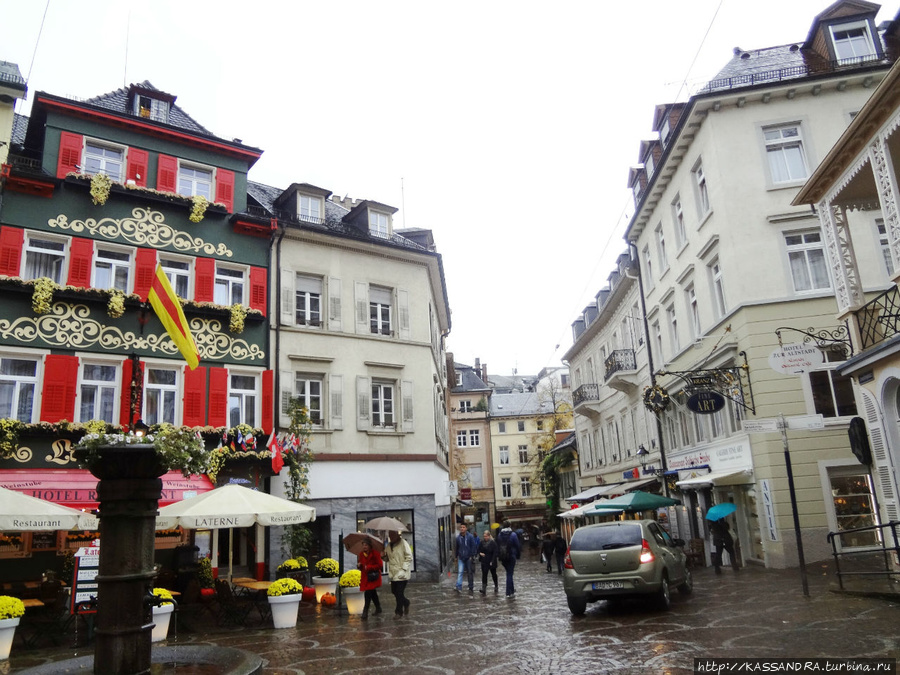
[148,263,199,370]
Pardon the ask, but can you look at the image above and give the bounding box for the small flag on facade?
[147,263,199,370]
[267,431,284,474]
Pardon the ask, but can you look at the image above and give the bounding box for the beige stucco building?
[0,61,26,166]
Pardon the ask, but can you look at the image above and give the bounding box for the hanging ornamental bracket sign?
[774,323,853,360]
[655,351,755,415]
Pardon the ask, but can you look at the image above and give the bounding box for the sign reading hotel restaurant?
[686,391,726,414]
[768,343,824,375]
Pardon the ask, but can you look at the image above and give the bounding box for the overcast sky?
[3,0,893,377]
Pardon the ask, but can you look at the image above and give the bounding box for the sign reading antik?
[686,391,726,415]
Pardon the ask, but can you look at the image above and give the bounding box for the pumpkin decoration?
[301,586,317,603]
[320,592,337,607]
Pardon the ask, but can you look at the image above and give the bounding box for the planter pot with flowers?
[277,556,309,584]
[339,570,364,615]
[0,596,25,660]
[150,588,175,643]
[267,578,303,629]
[312,558,340,603]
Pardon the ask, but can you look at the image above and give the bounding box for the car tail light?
[564,547,574,569]
[639,538,655,564]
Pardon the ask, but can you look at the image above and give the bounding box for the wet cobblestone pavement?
[6,557,899,674]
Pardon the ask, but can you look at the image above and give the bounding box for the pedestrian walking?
[553,532,567,575]
[477,530,499,594]
[496,520,521,598]
[709,517,739,573]
[453,523,478,593]
[541,534,555,573]
[357,539,383,619]
[385,530,412,616]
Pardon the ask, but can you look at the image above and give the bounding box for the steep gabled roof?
[85,80,210,135]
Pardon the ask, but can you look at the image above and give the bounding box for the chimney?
[482,362,488,382]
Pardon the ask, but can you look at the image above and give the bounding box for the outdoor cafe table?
[232,580,273,623]
[21,598,44,608]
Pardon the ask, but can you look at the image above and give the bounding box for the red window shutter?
[66,237,94,288]
[182,366,208,427]
[120,357,135,427]
[208,367,228,428]
[249,266,267,316]
[40,355,79,423]
[261,370,274,435]
[57,132,83,178]
[215,169,235,212]
[126,148,149,187]
[133,248,158,301]
[194,257,215,303]
[157,154,178,193]
[0,226,24,277]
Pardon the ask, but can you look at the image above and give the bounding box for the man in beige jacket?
[385,530,413,617]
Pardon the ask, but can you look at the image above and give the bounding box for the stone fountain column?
[82,444,165,675]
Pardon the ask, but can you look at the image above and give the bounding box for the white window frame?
[693,161,710,218]
[77,360,120,424]
[517,421,525,432]
[177,161,214,200]
[369,210,390,239]
[0,354,39,423]
[92,245,132,293]
[830,20,877,63]
[459,400,472,413]
[785,230,831,294]
[685,283,700,340]
[652,320,663,362]
[160,256,192,299]
[501,477,512,498]
[499,446,510,465]
[228,371,260,429]
[518,446,528,464]
[804,349,858,419]
[667,304,680,353]
[299,194,323,223]
[214,264,246,306]
[498,422,507,433]
[369,286,393,336]
[876,218,894,277]
[456,429,468,447]
[144,365,180,426]
[655,223,668,270]
[23,234,67,283]
[709,258,727,319]
[763,122,809,186]
[469,429,480,446]
[134,95,169,123]
[371,380,395,429]
[520,477,532,498]
[83,139,125,182]
[294,374,323,428]
[672,196,687,248]
[642,245,654,290]
[295,275,323,327]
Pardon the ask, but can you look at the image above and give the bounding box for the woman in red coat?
[358,539,383,619]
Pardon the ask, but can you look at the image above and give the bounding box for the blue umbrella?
[705,503,737,521]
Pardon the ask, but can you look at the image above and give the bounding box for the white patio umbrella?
[156,484,316,579]
[0,485,98,531]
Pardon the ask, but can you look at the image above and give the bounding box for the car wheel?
[677,567,693,595]
[655,574,671,610]
[567,595,587,616]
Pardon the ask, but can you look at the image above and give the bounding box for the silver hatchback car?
[562,519,693,615]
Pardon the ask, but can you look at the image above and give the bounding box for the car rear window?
[570,524,643,551]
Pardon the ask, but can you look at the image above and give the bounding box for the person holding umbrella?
[386,530,412,616]
[357,539,383,618]
[706,503,739,574]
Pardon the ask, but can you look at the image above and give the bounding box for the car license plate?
[592,580,624,590]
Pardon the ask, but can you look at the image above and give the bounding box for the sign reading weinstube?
[768,343,824,375]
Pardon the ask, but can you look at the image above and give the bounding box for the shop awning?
[0,469,214,510]
[559,499,624,519]
[620,477,658,492]
[675,469,753,489]
[565,485,610,502]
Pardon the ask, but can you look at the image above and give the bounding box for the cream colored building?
[624,1,900,568]
[252,182,453,580]
[0,61,26,166]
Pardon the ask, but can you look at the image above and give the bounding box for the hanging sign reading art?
[686,391,726,415]
[768,343,823,376]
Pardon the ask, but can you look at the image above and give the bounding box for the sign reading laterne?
[768,343,824,375]
[686,391,726,415]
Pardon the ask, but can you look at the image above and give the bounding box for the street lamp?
[636,444,650,467]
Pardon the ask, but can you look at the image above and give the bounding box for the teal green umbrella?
[592,490,681,513]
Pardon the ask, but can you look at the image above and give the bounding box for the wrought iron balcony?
[573,383,600,407]
[856,284,900,350]
[604,349,636,379]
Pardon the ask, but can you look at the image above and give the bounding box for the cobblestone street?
[7,556,899,674]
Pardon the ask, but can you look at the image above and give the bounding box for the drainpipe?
[273,221,286,436]
[626,242,670,495]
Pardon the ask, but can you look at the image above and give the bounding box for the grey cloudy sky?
[2,0,886,376]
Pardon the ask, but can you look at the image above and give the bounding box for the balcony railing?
[573,383,600,407]
[856,285,900,350]
[604,349,636,379]
[7,154,42,172]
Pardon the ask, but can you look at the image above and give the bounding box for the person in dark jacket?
[496,521,521,598]
[541,534,555,572]
[709,517,739,573]
[477,530,499,594]
[553,533,567,575]
[453,523,478,593]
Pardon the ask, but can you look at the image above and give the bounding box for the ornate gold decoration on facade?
[48,208,233,257]
[0,303,264,362]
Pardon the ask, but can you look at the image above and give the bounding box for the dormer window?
[830,21,876,63]
[299,194,323,223]
[645,153,654,179]
[369,211,390,238]
[660,118,671,146]
[134,95,169,123]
